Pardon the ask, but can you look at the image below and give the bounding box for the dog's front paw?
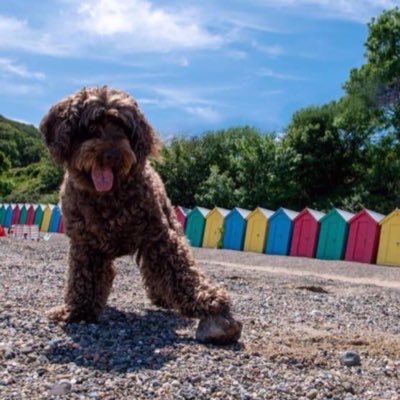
[196,313,242,345]
[47,305,72,322]
[48,305,98,323]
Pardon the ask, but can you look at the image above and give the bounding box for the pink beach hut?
[344,209,385,264]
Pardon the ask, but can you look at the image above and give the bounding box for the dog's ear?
[39,97,79,164]
[130,107,161,164]
[115,96,161,165]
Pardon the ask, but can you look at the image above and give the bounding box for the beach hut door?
[354,221,371,261]
[386,225,400,264]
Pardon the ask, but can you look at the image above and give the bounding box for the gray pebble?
[49,380,72,395]
[340,351,361,367]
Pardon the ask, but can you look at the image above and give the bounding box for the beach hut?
[25,204,36,225]
[290,208,325,258]
[0,204,6,226]
[174,206,191,230]
[377,209,400,266]
[11,204,21,226]
[58,215,64,233]
[34,204,44,227]
[40,204,54,232]
[244,208,274,253]
[345,209,385,264]
[49,205,61,232]
[202,207,230,248]
[316,208,354,260]
[222,208,251,251]
[18,204,28,225]
[185,207,210,247]
[3,204,13,228]
[266,208,299,255]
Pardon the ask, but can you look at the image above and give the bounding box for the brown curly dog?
[39,86,242,344]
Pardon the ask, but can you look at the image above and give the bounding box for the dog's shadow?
[45,307,196,373]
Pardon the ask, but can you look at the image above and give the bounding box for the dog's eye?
[83,126,100,139]
[89,125,97,133]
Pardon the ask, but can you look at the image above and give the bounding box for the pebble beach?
[1,236,399,400]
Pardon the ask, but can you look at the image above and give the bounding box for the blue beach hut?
[265,208,299,255]
[48,205,61,232]
[222,207,251,251]
[3,204,13,228]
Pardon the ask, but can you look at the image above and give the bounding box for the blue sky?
[0,0,397,137]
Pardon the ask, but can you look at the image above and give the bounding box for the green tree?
[0,151,11,174]
[194,165,238,209]
[343,7,400,135]
[283,102,365,209]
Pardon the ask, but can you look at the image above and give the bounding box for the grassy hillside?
[0,115,62,204]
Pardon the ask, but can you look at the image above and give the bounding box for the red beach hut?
[290,208,325,258]
[11,204,21,226]
[174,206,191,230]
[344,209,385,264]
[58,215,64,233]
[25,204,36,225]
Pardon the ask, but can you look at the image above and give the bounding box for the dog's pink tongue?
[91,166,114,192]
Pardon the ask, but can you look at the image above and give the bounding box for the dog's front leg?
[138,228,242,344]
[48,243,116,323]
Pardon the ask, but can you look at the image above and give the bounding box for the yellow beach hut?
[202,207,230,248]
[40,204,55,232]
[377,209,400,266]
[244,207,274,253]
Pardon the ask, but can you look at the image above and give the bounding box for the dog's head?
[39,86,160,193]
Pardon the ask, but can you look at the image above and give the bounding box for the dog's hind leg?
[138,228,242,344]
[48,243,116,323]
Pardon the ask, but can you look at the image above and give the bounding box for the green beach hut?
[0,204,6,226]
[185,207,210,247]
[34,204,45,227]
[316,208,354,260]
[18,204,28,224]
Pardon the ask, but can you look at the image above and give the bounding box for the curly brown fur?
[40,87,241,343]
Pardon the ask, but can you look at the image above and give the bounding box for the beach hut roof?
[305,208,325,221]
[213,207,230,218]
[279,208,299,220]
[333,208,354,222]
[379,208,400,225]
[195,207,211,217]
[258,207,275,219]
[363,209,385,223]
[247,207,274,220]
[176,206,191,216]
[233,207,251,219]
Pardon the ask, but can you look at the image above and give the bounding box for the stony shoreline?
[1,236,399,399]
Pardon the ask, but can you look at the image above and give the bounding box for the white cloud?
[185,106,220,122]
[152,86,217,107]
[0,58,45,80]
[0,15,73,56]
[145,86,223,121]
[251,41,284,56]
[0,81,43,96]
[136,97,161,105]
[225,50,248,60]
[0,1,224,57]
[177,56,190,67]
[258,68,307,81]
[255,0,398,22]
[75,0,222,52]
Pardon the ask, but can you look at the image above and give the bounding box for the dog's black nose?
[103,148,121,164]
